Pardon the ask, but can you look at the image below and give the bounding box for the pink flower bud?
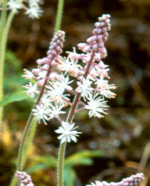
[77,43,87,50]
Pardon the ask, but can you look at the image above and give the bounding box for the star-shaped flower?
[32,104,50,124]
[85,93,108,118]
[55,121,81,144]
[76,78,93,98]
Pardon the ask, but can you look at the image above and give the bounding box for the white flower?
[23,82,38,98]
[67,47,81,61]
[76,78,93,98]
[46,76,72,104]
[95,77,116,98]
[59,76,73,91]
[85,93,108,118]
[22,69,34,79]
[49,103,66,119]
[32,104,50,124]
[90,62,110,78]
[26,6,42,19]
[59,57,81,77]
[41,94,51,108]
[55,121,81,144]
[27,0,43,18]
[7,0,21,13]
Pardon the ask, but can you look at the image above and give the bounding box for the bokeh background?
[0,0,150,185]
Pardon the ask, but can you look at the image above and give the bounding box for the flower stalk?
[56,15,112,186]
[17,60,53,171]
[54,0,64,33]
[11,30,65,186]
[0,0,8,131]
[57,51,96,186]
[57,142,66,186]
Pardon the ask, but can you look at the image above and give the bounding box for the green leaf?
[26,163,49,173]
[65,157,93,167]
[0,92,28,107]
[26,155,57,173]
[64,167,76,186]
[65,150,104,167]
[30,155,57,167]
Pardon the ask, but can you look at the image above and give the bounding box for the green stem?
[10,49,53,186]
[0,0,8,131]
[0,0,7,42]
[54,0,64,33]
[57,142,66,186]
[10,117,37,186]
[57,52,95,186]
[22,118,38,166]
[17,113,34,171]
[10,113,35,186]
[56,94,81,186]
[4,12,15,42]
[54,1,66,184]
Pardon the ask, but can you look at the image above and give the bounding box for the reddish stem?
[67,51,95,123]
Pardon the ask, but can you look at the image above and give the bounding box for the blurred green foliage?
[4,50,25,92]
[3,50,33,123]
[26,150,104,186]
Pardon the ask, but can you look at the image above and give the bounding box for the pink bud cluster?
[15,171,34,186]
[87,173,144,186]
[23,30,65,87]
[60,14,111,80]
[78,14,110,57]
[37,30,65,65]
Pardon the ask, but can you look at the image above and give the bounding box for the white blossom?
[22,69,34,79]
[23,82,38,98]
[36,70,47,80]
[49,103,66,119]
[85,93,108,118]
[25,6,42,19]
[26,0,42,19]
[59,76,73,91]
[40,94,51,108]
[7,0,42,18]
[95,77,116,98]
[76,78,93,98]
[32,104,50,124]
[7,0,21,13]
[46,76,72,104]
[55,121,81,144]
[59,57,81,77]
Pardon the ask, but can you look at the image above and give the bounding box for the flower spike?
[87,172,144,186]
[15,171,34,186]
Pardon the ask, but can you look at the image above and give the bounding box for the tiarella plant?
[0,1,145,185]
[23,14,115,127]
[13,13,144,186]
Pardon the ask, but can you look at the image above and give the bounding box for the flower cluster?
[23,14,116,143]
[23,30,65,124]
[15,171,34,186]
[87,173,144,186]
[57,14,116,118]
[7,0,42,18]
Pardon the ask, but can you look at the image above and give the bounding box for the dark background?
[1,0,150,185]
